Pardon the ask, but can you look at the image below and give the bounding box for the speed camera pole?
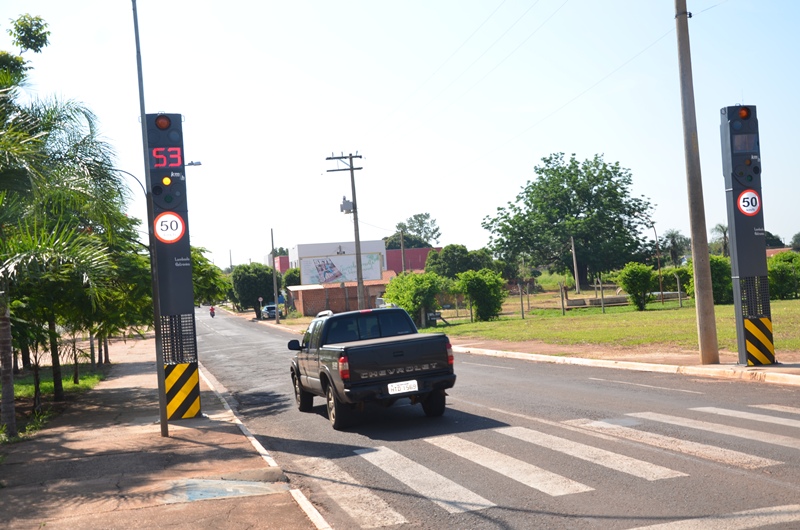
[675,0,719,365]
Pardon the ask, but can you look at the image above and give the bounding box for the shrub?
[616,262,656,310]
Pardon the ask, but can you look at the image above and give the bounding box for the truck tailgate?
[340,333,451,384]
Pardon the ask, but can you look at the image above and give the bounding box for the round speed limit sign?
[154,212,186,244]
[737,189,761,217]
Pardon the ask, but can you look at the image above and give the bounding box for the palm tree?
[661,229,690,266]
[711,223,729,257]
[1,89,122,435]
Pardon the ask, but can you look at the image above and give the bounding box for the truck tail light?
[446,342,454,366]
[338,355,350,381]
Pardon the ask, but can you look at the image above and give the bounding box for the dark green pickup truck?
[288,307,456,430]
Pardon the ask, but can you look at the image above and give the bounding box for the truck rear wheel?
[293,372,314,412]
[326,384,352,430]
[422,390,446,417]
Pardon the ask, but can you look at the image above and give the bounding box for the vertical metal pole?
[349,154,365,309]
[132,0,168,436]
[675,0,719,364]
[271,229,280,324]
[570,236,581,294]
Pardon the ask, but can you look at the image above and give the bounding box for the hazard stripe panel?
[165,362,201,420]
[744,317,775,366]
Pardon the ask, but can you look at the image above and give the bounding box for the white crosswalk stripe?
[692,406,800,429]
[425,435,593,496]
[629,411,800,450]
[354,446,496,514]
[295,456,407,528]
[295,404,800,527]
[496,426,687,480]
[630,504,800,529]
[564,418,780,469]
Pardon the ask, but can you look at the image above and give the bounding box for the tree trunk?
[89,329,96,371]
[72,335,79,385]
[21,341,31,369]
[104,336,110,364]
[48,317,64,401]
[0,304,18,438]
[33,361,41,412]
[97,335,103,365]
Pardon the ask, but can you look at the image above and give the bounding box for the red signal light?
[738,107,751,120]
[154,114,172,130]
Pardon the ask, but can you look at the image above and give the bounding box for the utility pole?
[271,229,280,325]
[570,236,580,294]
[327,153,365,309]
[675,0,719,364]
[132,0,169,437]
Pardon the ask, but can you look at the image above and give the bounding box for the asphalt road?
[195,307,800,529]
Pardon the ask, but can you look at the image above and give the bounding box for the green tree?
[425,244,470,279]
[454,269,506,321]
[192,247,231,305]
[383,272,445,326]
[483,153,652,288]
[661,229,690,266]
[764,231,784,249]
[710,223,729,257]
[7,14,50,53]
[231,263,278,317]
[383,231,429,250]
[616,262,656,311]
[789,233,800,252]
[396,213,440,245]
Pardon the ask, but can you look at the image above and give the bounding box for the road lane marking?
[692,406,800,429]
[629,412,800,450]
[424,435,593,496]
[497,426,686,480]
[355,446,495,514]
[589,377,703,394]
[564,419,779,469]
[630,504,800,529]
[460,361,515,370]
[751,404,800,414]
[295,456,407,528]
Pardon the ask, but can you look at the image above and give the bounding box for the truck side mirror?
[287,339,301,351]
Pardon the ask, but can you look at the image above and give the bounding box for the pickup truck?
[288,307,456,429]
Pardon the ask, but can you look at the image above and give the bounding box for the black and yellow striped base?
[744,317,775,366]
[165,362,201,419]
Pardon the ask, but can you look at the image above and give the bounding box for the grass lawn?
[426,297,800,352]
[1,365,106,442]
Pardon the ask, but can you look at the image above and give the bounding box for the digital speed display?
[150,146,183,169]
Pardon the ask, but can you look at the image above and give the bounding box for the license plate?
[388,380,418,395]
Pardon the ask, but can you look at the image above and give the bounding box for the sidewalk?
[0,338,320,530]
[3,332,799,530]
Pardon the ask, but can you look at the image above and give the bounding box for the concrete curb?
[452,346,800,387]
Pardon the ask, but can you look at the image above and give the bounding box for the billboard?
[300,253,383,284]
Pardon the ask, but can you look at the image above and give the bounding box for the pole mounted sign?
[719,105,774,366]
[146,113,201,418]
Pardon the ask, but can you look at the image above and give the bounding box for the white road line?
[496,426,687,481]
[630,504,800,529]
[460,361,515,370]
[588,377,703,394]
[564,419,779,469]
[425,435,593,497]
[355,446,495,514]
[692,407,800,429]
[629,412,800,450]
[751,404,800,414]
[295,456,407,528]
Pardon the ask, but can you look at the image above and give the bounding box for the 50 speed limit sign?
[737,189,761,217]
[154,212,186,244]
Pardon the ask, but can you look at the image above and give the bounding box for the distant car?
[261,304,281,319]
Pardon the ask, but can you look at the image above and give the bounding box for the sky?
[2,0,797,268]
